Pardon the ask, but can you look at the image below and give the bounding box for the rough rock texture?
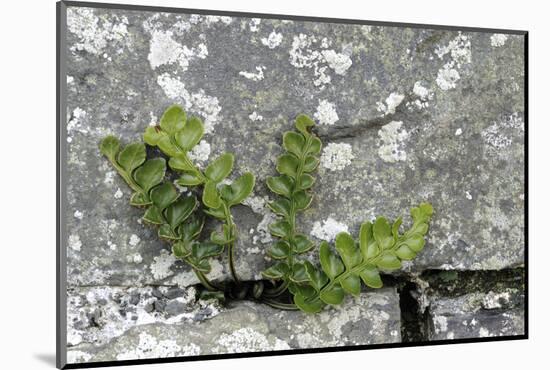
[63,5,525,364]
[67,288,401,363]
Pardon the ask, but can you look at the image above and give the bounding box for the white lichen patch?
[376,92,405,115]
[434,33,471,90]
[150,250,176,280]
[433,315,448,334]
[289,34,352,88]
[248,111,263,121]
[490,34,508,47]
[239,66,266,81]
[116,332,184,360]
[436,64,461,90]
[188,141,211,165]
[67,107,88,142]
[482,112,524,150]
[114,188,123,199]
[314,100,339,126]
[147,30,207,71]
[408,81,433,109]
[261,31,283,49]
[67,7,129,56]
[320,142,354,171]
[455,128,463,136]
[321,49,353,75]
[74,210,84,220]
[157,73,222,134]
[248,18,261,32]
[377,121,409,163]
[214,328,290,353]
[127,253,143,264]
[482,291,511,309]
[310,218,349,242]
[242,196,276,245]
[129,234,141,247]
[69,234,82,252]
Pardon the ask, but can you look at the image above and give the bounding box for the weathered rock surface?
[63,4,525,363]
[427,289,524,340]
[65,7,525,288]
[67,287,401,363]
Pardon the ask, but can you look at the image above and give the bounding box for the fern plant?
[140,105,255,283]
[99,135,223,290]
[261,115,434,313]
[260,115,322,306]
[99,106,434,314]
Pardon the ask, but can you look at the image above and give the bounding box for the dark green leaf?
[150,183,178,211]
[294,293,324,313]
[165,196,197,229]
[299,174,315,189]
[143,205,164,224]
[283,131,305,157]
[395,245,416,260]
[403,234,426,252]
[293,190,312,210]
[172,240,191,258]
[143,126,163,146]
[276,154,300,178]
[290,262,309,283]
[202,181,221,209]
[359,265,383,288]
[203,205,225,219]
[179,215,204,241]
[392,217,402,239]
[295,114,315,136]
[262,262,290,279]
[373,216,394,250]
[160,105,186,134]
[304,261,329,291]
[319,241,345,279]
[210,228,233,245]
[188,257,211,273]
[224,172,255,206]
[158,224,179,240]
[266,175,294,197]
[340,274,361,296]
[169,154,195,172]
[293,234,314,254]
[269,220,291,238]
[99,136,120,159]
[335,232,362,269]
[193,242,224,260]
[307,136,322,155]
[157,136,178,157]
[376,251,402,270]
[175,116,204,151]
[176,171,204,186]
[268,198,291,217]
[205,153,234,182]
[130,192,151,206]
[117,143,146,173]
[319,283,345,305]
[133,158,166,192]
[268,241,291,259]
[303,156,319,172]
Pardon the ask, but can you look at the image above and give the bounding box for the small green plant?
[99,106,434,314]
[260,116,434,312]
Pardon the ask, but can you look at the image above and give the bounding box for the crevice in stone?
[398,280,429,342]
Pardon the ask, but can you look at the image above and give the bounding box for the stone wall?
[63,5,525,364]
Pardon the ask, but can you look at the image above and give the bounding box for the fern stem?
[223,202,240,283]
[261,298,299,311]
[263,280,289,297]
[194,269,220,292]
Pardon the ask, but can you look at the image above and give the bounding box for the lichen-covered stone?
[63,4,525,361]
[67,287,400,363]
[65,7,524,289]
[427,289,524,340]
